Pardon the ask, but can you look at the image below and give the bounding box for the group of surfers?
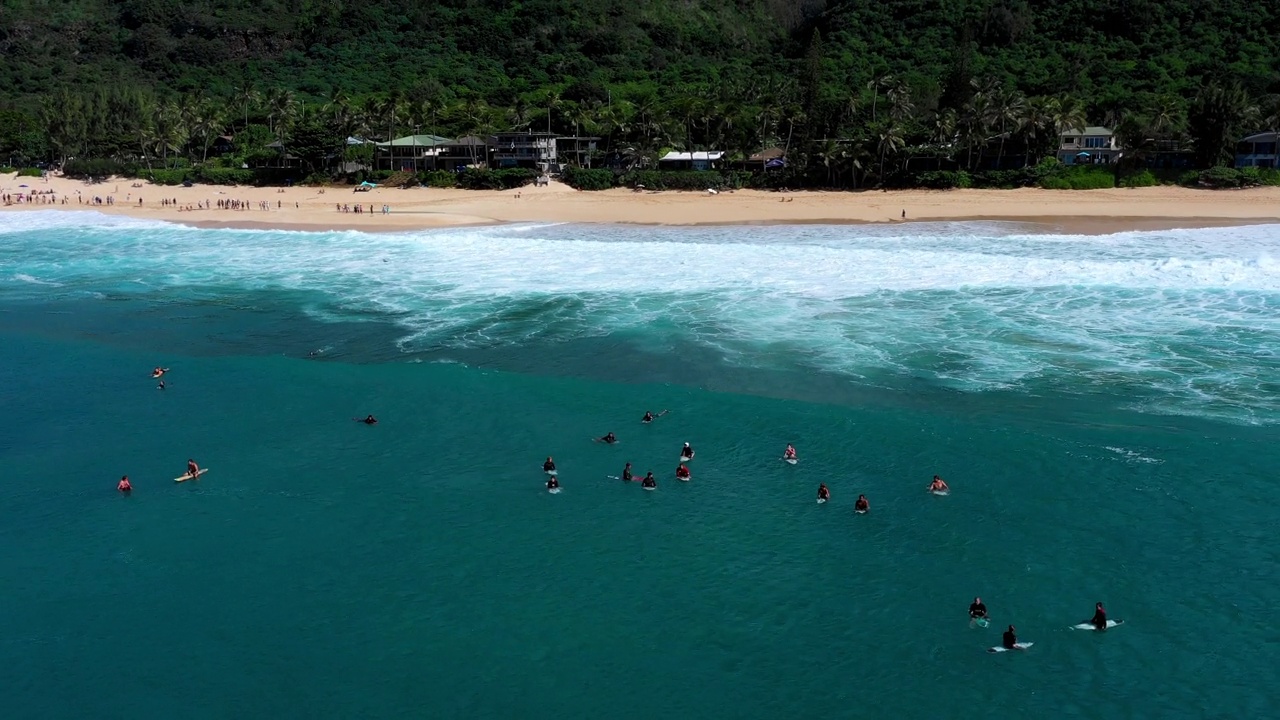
[118,458,201,493]
[968,597,1113,650]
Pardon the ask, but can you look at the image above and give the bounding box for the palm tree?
[544,89,562,134]
[232,83,260,131]
[813,139,844,186]
[265,88,298,140]
[877,124,906,181]
[992,88,1027,168]
[867,73,895,124]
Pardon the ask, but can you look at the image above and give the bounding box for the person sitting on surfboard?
[543,457,556,473]
[151,367,168,378]
[1002,625,1019,650]
[186,459,200,478]
[784,444,796,460]
[675,464,690,480]
[597,432,617,444]
[546,476,559,490]
[969,597,987,620]
[118,475,132,493]
[641,471,656,488]
[358,415,377,425]
[817,483,830,501]
[1090,602,1107,630]
[641,410,668,423]
[855,495,869,513]
[621,462,633,481]
[929,476,949,492]
[681,443,694,460]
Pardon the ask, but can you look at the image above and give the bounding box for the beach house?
[657,151,725,171]
[1234,131,1280,168]
[1057,127,1122,165]
[492,132,558,171]
[375,134,451,171]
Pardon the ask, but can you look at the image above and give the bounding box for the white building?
[1057,127,1123,165]
[657,151,725,171]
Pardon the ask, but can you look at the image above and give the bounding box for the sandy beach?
[3,172,1280,233]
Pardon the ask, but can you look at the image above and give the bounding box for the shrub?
[145,169,189,185]
[16,167,44,177]
[619,170,726,191]
[63,158,132,178]
[456,168,538,190]
[1193,166,1249,189]
[194,166,254,185]
[418,170,458,188]
[913,170,972,189]
[561,167,617,190]
[1038,165,1115,189]
[1117,169,1159,188]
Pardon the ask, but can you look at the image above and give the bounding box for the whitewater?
[4,211,1278,422]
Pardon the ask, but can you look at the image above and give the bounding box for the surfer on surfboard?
[675,464,691,481]
[184,459,201,478]
[641,471,656,489]
[595,432,617,444]
[680,443,694,461]
[546,476,560,491]
[151,367,169,378]
[1002,625,1023,650]
[1089,602,1108,630]
[969,597,988,621]
[543,457,556,474]
[641,410,669,423]
[817,483,830,502]
[621,462,633,481]
[855,495,869,513]
[783,444,797,461]
[118,475,132,493]
[929,475,949,493]
[355,415,377,425]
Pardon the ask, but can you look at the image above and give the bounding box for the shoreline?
[4,172,1280,235]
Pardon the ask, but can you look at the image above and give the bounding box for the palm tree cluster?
[29,77,1280,183]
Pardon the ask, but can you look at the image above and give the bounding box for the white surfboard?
[174,468,208,483]
[817,498,827,504]
[643,486,656,491]
[783,457,797,465]
[548,487,561,494]
[930,489,950,496]
[855,509,867,514]
[971,617,990,628]
[988,642,1033,653]
[544,469,557,476]
[1072,620,1123,631]
[679,455,694,463]
[676,476,690,482]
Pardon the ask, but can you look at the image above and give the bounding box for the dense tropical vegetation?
[2,0,1280,188]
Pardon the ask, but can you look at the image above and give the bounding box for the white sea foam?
[3,212,1279,422]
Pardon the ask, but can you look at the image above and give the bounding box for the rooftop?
[660,151,725,161]
[375,134,452,148]
[1240,131,1280,143]
[1061,126,1114,137]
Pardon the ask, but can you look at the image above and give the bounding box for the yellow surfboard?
[174,468,209,483]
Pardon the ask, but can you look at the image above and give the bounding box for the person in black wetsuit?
[1090,602,1107,630]
[547,476,559,490]
[1003,625,1019,649]
[817,483,830,501]
[543,457,556,473]
[969,597,988,620]
[597,432,617,444]
[358,415,377,425]
[641,471,656,488]
[621,462,633,481]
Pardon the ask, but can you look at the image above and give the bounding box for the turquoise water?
[2,212,1278,717]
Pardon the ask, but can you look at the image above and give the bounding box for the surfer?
[1089,602,1108,630]
[151,367,168,378]
[356,414,377,425]
[1002,625,1021,650]
[681,442,694,461]
[185,459,200,479]
[596,432,617,444]
[641,471,656,489]
[854,494,869,513]
[546,476,560,491]
[641,410,669,423]
[783,444,797,460]
[675,464,691,480]
[543,457,556,473]
[817,483,830,501]
[969,597,987,620]
[118,475,132,493]
[621,462,633,481]
[929,475,949,492]
[157,380,165,390]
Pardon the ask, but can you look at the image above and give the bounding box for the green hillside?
[2,0,1279,183]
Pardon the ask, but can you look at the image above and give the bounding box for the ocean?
[1,212,1277,718]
